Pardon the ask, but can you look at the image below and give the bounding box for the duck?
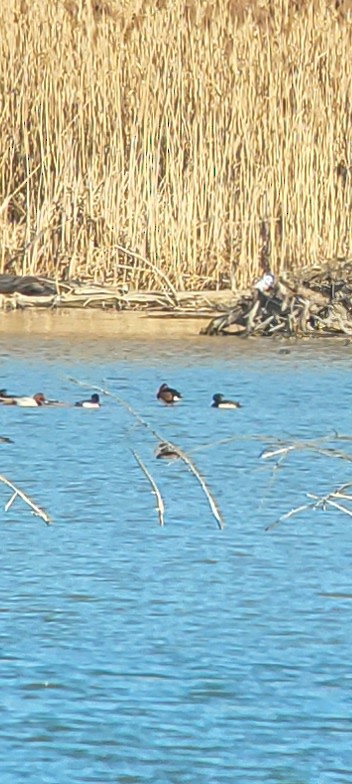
[155,442,180,459]
[0,389,19,404]
[0,435,14,443]
[74,393,100,409]
[211,393,242,409]
[156,383,182,405]
[0,392,47,407]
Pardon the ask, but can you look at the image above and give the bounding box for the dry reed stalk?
[0,474,52,525]
[0,1,351,288]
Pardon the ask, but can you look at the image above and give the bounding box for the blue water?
[1,333,352,783]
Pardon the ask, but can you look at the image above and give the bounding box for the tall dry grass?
[0,0,351,291]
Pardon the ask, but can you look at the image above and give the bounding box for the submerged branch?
[263,436,352,530]
[131,450,165,527]
[265,501,316,531]
[164,443,224,531]
[154,441,224,529]
[0,474,52,525]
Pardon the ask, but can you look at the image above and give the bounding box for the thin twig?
[265,501,316,531]
[307,493,352,519]
[131,449,165,526]
[261,438,352,462]
[0,474,51,525]
[325,499,352,518]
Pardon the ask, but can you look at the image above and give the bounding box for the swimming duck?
[155,442,180,459]
[75,393,100,409]
[0,389,19,404]
[156,383,182,405]
[211,393,242,409]
[0,435,14,443]
[0,392,47,407]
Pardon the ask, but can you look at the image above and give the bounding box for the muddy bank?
[0,275,235,338]
[0,308,213,339]
[2,263,352,340]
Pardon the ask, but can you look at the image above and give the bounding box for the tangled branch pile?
[203,263,352,338]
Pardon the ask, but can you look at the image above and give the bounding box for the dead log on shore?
[0,274,57,297]
[0,274,234,316]
[202,262,352,338]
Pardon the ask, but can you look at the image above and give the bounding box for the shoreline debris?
[202,262,352,338]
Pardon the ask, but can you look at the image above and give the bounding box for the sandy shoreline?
[0,308,213,339]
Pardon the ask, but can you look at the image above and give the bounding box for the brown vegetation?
[0,0,351,292]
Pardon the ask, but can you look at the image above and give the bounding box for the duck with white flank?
[0,391,47,407]
[74,393,101,409]
[211,393,242,409]
[156,383,182,405]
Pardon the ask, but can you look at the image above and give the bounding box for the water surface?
[1,322,352,783]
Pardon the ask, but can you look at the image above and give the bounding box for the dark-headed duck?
[211,393,242,410]
[75,393,100,409]
[157,383,182,405]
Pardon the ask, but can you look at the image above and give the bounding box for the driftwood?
[0,274,233,316]
[202,261,352,337]
[0,274,57,297]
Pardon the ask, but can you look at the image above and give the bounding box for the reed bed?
[0,0,351,291]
